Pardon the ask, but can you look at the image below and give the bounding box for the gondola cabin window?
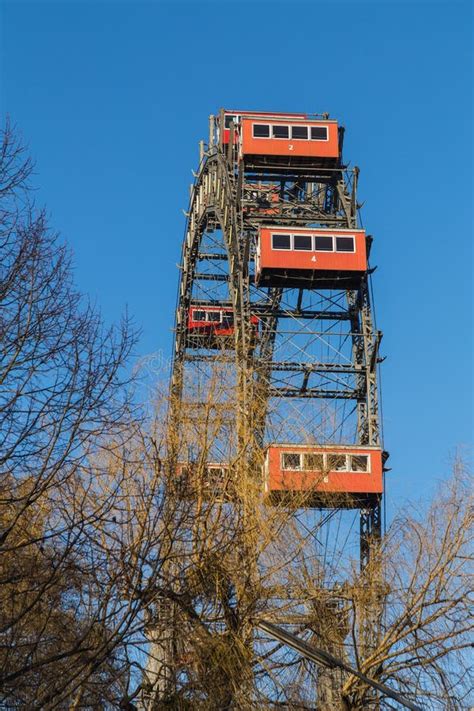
[315,235,335,251]
[207,311,222,323]
[239,115,339,161]
[291,125,308,140]
[280,451,370,473]
[293,234,312,251]
[273,125,289,138]
[327,454,347,471]
[255,227,368,288]
[176,463,231,500]
[311,126,328,140]
[264,445,383,502]
[270,233,356,253]
[352,455,370,472]
[251,124,329,141]
[335,236,355,252]
[252,124,270,138]
[281,452,301,470]
[304,453,324,470]
[271,234,291,250]
[187,306,259,335]
[224,114,238,128]
[190,309,230,324]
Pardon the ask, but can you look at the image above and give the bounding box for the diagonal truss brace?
[256,619,423,711]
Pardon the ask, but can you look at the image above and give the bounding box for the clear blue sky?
[1,0,472,516]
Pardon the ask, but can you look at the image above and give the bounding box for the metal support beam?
[360,500,382,573]
[252,308,352,321]
[268,387,359,399]
[256,620,423,711]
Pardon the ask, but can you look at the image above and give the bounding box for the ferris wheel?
[171,108,386,584]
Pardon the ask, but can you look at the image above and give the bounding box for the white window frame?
[279,450,372,474]
[271,233,292,251]
[192,309,207,322]
[301,452,325,471]
[251,122,330,142]
[205,465,228,477]
[310,125,329,142]
[221,310,234,326]
[290,125,309,141]
[272,124,290,139]
[281,452,302,471]
[293,233,313,251]
[205,310,223,324]
[314,235,335,252]
[269,232,358,255]
[325,453,349,472]
[335,235,356,253]
[252,123,271,139]
[224,114,239,129]
[349,454,370,473]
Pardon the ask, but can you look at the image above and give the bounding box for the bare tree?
[1,122,471,710]
[0,121,140,707]
[131,377,473,710]
[340,460,473,710]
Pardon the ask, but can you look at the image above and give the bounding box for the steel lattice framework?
[142,110,388,708]
[171,112,384,570]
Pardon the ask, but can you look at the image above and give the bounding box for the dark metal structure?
[256,619,422,711]
[150,109,387,706]
[171,111,384,556]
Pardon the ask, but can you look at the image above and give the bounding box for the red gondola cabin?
[220,110,340,167]
[187,305,259,346]
[255,226,368,289]
[264,444,383,507]
[176,462,231,500]
[240,116,339,165]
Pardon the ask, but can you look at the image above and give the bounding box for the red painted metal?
[255,225,367,288]
[264,444,383,500]
[240,117,339,161]
[188,305,258,337]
